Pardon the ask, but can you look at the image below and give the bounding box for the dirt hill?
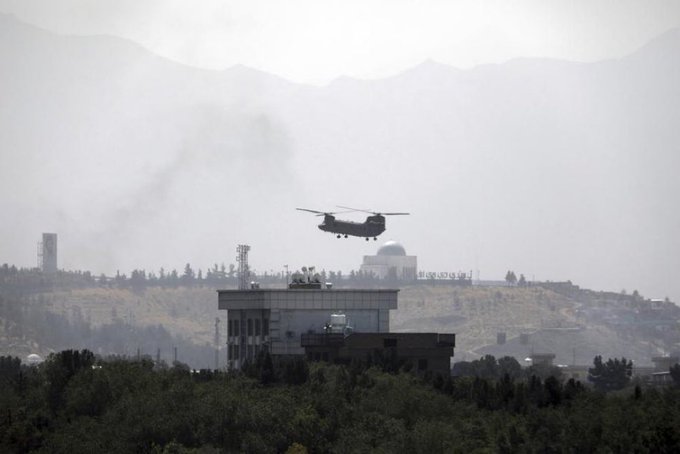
[2,282,678,368]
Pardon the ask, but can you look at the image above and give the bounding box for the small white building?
[360,240,417,280]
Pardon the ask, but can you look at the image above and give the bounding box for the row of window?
[227,318,269,337]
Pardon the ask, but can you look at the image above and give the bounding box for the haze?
[3,0,680,84]
[0,1,679,302]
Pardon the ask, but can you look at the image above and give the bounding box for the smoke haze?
[0,9,679,301]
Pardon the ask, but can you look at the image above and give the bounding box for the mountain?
[1,14,679,303]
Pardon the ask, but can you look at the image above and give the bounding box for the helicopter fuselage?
[318,214,386,238]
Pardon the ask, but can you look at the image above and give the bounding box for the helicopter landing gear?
[337,234,341,238]
[344,234,348,238]
[365,237,369,241]
[373,237,377,241]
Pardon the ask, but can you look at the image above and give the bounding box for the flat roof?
[218,288,399,311]
[217,288,400,293]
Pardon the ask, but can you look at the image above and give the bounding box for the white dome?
[377,240,406,256]
[26,354,43,364]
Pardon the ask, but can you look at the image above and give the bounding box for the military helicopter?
[296,206,409,241]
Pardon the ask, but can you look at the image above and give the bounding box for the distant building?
[652,355,679,372]
[301,332,456,376]
[218,279,398,370]
[529,353,556,366]
[39,233,57,273]
[360,240,417,280]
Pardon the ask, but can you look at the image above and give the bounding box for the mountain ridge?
[3,12,679,85]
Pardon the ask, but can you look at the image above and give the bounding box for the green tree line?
[2,350,680,453]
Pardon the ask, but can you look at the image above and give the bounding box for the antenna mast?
[236,244,251,290]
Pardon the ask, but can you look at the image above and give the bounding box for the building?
[652,355,679,372]
[529,353,556,366]
[218,280,398,369]
[39,233,57,273]
[301,332,456,376]
[360,240,417,280]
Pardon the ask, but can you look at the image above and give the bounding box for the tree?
[505,271,517,285]
[168,269,179,288]
[588,356,632,392]
[181,263,195,286]
[670,363,680,387]
[518,274,527,287]
[497,356,523,380]
[44,349,96,411]
[130,269,146,291]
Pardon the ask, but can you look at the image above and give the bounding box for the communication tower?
[236,244,251,290]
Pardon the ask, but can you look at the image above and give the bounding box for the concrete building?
[360,240,417,280]
[40,233,57,273]
[218,283,398,369]
[301,332,456,376]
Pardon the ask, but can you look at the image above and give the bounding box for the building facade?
[301,332,456,376]
[360,240,417,280]
[218,287,398,369]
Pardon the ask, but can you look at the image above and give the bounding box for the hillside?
[2,278,677,368]
[395,284,679,366]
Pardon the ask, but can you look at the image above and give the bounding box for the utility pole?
[214,317,220,370]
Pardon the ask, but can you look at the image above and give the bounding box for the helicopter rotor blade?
[336,205,374,214]
[337,206,409,216]
[296,208,325,214]
[297,207,354,216]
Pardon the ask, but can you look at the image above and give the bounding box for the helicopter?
[296,206,409,241]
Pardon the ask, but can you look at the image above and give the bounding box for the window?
[263,318,269,336]
[255,319,261,336]
[227,320,233,337]
[384,338,397,348]
[247,319,253,336]
[233,346,240,360]
[247,345,253,359]
[233,320,240,336]
[418,359,428,371]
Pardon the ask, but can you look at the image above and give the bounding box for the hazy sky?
[1,0,680,84]
[1,1,679,303]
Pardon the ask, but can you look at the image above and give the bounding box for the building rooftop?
[217,288,399,311]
